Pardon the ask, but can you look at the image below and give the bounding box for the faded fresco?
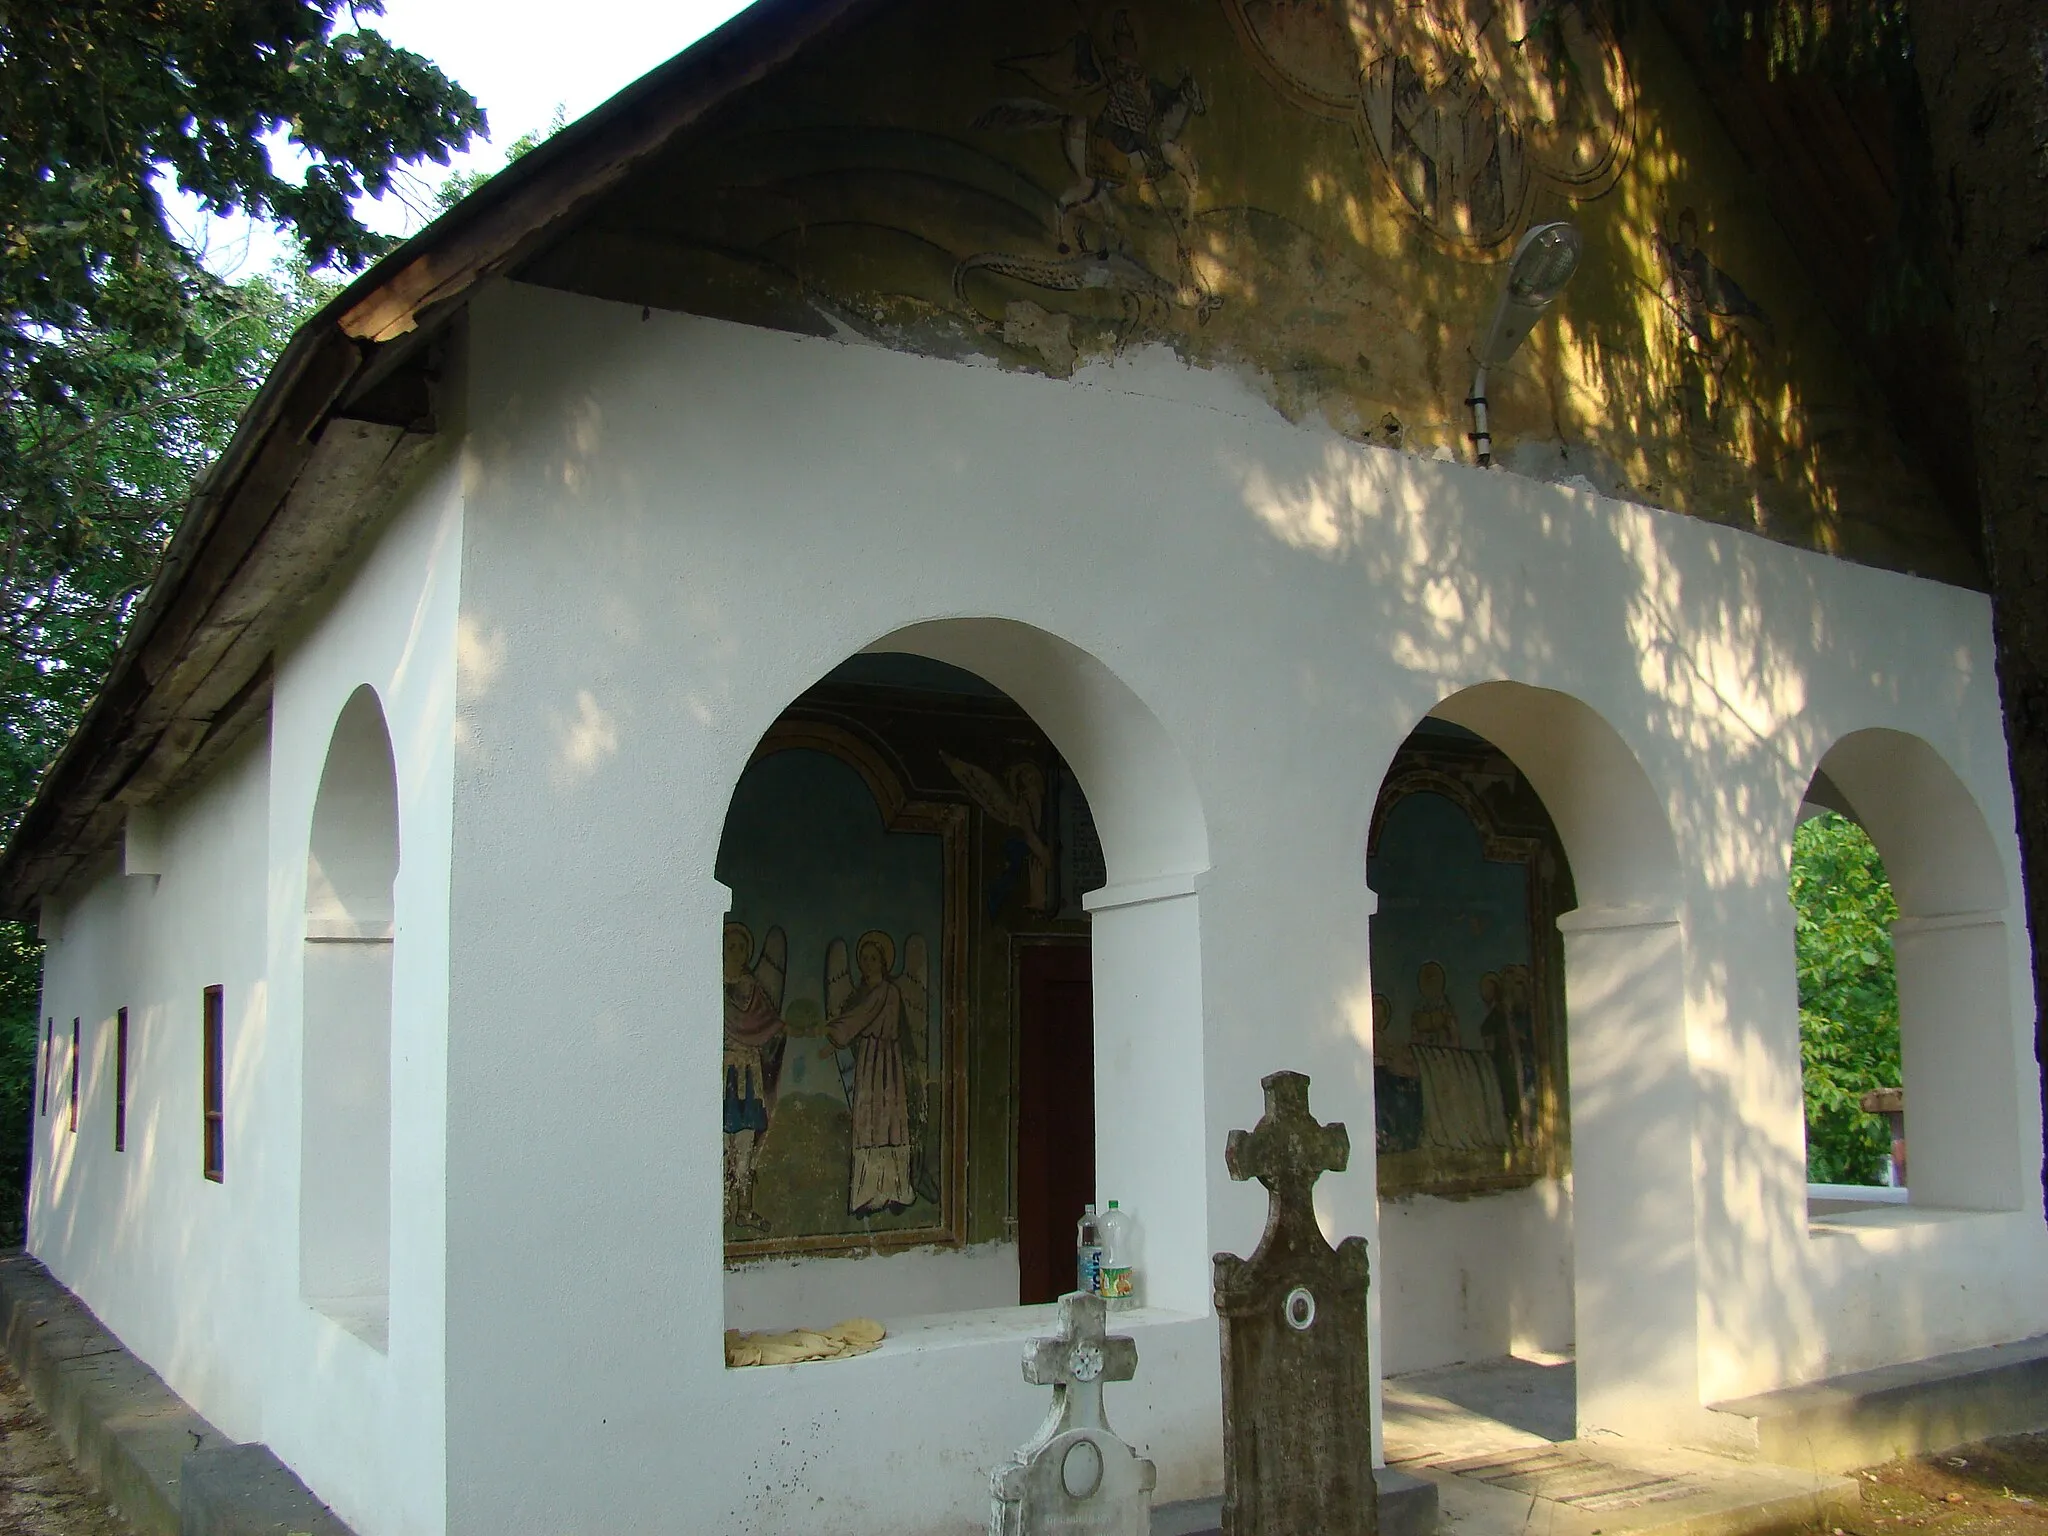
[528,0,1971,582]
[716,738,963,1254]
[1368,723,1571,1196]
[715,663,1097,1262]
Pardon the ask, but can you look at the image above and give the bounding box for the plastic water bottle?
[1075,1203,1103,1296]
[1099,1199,1138,1310]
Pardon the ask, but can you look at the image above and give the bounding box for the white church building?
[7,0,2046,1532]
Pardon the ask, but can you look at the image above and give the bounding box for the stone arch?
[1428,681,1681,915]
[1376,681,1696,1440]
[1796,728,2021,1210]
[865,620,1213,1311]
[302,684,399,1348]
[867,620,1210,888]
[714,618,1213,1321]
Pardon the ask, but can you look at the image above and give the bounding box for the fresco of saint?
[723,922,788,1228]
[823,930,932,1216]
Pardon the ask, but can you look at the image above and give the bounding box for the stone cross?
[1213,1071,1375,1536]
[991,1292,1157,1536]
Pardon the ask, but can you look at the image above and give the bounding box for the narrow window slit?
[203,987,224,1182]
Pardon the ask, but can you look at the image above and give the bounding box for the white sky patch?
[165,0,756,281]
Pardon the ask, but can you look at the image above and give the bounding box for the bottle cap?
[1107,1199,1119,1209]
[1083,1202,1097,1212]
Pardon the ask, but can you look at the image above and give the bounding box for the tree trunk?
[1910,4,2048,1212]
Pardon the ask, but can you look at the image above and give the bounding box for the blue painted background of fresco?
[715,748,943,1103]
[1370,792,1532,1046]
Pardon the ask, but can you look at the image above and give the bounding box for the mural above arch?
[528,0,1972,583]
[1224,0,1634,254]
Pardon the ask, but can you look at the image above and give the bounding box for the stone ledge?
[1153,1464,1438,1536]
[180,1445,356,1536]
[0,1252,356,1536]
[1709,1334,2048,1473]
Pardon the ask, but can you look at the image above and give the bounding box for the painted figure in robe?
[1478,970,1526,1142]
[822,930,931,1215]
[1372,989,1424,1153]
[1411,959,1511,1152]
[723,921,788,1228]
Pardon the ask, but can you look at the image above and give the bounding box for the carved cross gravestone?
[991,1292,1158,1536]
[1213,1070,1375,1536]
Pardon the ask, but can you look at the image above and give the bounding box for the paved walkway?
[1387,1357,1860,1536]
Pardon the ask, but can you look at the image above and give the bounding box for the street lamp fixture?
[1467,222,1584,467]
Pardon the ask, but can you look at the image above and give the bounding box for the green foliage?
[435,107,567,212]
[0,1,481,1236]
[2,2,481,826]
[1709,0,1912,80]
[0,924,45,1244]
[1791,811,1902,1184]
[0,257,337,1240]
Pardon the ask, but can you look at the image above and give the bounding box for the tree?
[0,2,482,1231]
[1791,813,1902,1185]
[2,2,482,827]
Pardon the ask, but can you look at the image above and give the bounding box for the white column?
[1891,910,2021,1211]
[1558,903,1702,1442]
[1085,875,1209,1315]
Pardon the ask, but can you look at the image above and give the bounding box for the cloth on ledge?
[724,1317,886,1367]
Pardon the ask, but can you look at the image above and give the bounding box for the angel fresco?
[822,930,933,1216]
[723,921,788,1228]
[943,752,1057,915]
[1226,0,1633,253]
[1655,206,1772,427]
[976,9,1207,252]
[960,7,1220,334]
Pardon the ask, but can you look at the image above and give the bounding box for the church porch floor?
[1387,1356,1862,1536]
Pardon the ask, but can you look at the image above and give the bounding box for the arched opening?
[715,620,1208,1344]
[1795,729,2020,1215]
[302,685,399,1349]
[1372,682,1695,1446]
[1371,719,1578,1449]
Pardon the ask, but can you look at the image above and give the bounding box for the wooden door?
[1017,942,1095,1305]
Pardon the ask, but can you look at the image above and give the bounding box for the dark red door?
[1017,943,1095,1305]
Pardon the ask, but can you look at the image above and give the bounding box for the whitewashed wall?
[28,269,2048,1536]
[724,1241,1020,1330]
[28,434,465,1536]
[436,279,2048,1535]
[1379,1181,1575,1375]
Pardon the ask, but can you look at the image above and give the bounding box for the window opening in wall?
[202,987,224,1182]
[716,652,1104,1341]
[301,685,398,1349]
[115,1008,128,1153]
[1795,734,2021,1217]
[67,1018,78,1133]
[39,1019,50,1117]
[1367,716,1578,1436]
[1790,804,1902,1196]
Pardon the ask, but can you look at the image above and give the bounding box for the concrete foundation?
[0,1252,356,1536]
[1709,1334,2048,1473]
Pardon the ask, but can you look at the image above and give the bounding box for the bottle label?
[1077,1246,1104,1294]
[1099,1264,1133,1301]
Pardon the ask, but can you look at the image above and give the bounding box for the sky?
[173,0,757,279]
